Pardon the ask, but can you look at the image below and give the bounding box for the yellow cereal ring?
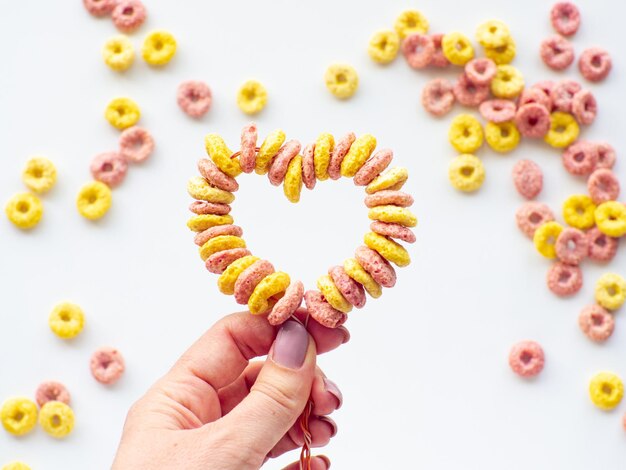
[142,30,177,66]
[441,32,474,66]
[595,273,626,311]
[49,302,85,339]
[368,30,400,64]
[5,193,43,229]
[199,235,246,261]
[76,181,112,220]
[39,401,74,438]
[325,63,359,99]
[563,194,596,230]
[317,274,353,313]
[368,205,417,228]
[484,37,517,65]
[343,258,382,298]
[533,221,563,259]
[485,121,521,153]
[476,20,511,48]
[365,166,408,194]
[490,65,524,98]
[218,255,260,295]
[2,462,31,470]
[448,154,485,192]
[237,79,268,115]
[364,231,410,267]
[248,271,290,315]
[283,155,303,203]
[595,201,626,238]
[314,133,334,181]
[394,9,429,38]
[22,157,57,193]
[256,129,286,175]
[341,134,377,177]
[187,214,234,232]
[589,371,624,410]
[187,176,235,204]
[1,398,37,436]
[448,114,483,153]
[102,35,134,71]
[204,133,242,178]
[544,112,579,148]
[105,97,140,130]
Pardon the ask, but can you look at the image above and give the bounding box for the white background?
[1,0,625,468]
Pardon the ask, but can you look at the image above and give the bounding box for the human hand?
[112,310,348,470]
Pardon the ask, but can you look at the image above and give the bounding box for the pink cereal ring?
[234,260,275,305]
[453,73,490,107]
[555,227,588,265]
[268,140,302,186]
[329,265,366,308]
[354,149,393,186]
[240,122,258,174]
[479,99,516,123]
[304,290,347,328]
[364,190,414,208]
[515,202,555,238]
[302,143,317,190]
[177,81,212,118]
[83,0,116,16]
[430,33,450,68]
[587,227,619,262]
[546,262,583,297]
[509,341,545,378]
[35,381,71,407]
[111,0,147,33]
[194,224,243,247]
[355,245,396,288]
[421,78,455,117]
[267,281,304,326]
[402,33,434,69]
[90,152,128,188]
[515,103,551,138]
[370,221,416,244]
[550,80,582,113]
[328,133,355,180]
[562,141,598,176]
[198,158,239,192]
[551,2,581,36]
[189,200,231,216]
[593,142,616,170]
[540,35,575,70]
[119,126,154,163]
[512,160,543,200]
[578,304,615,342]
[464,58,497,86]
[90,347,125,385]
[532,80,556,98]
[571,89,597,125]
[588,169,620,204]
[205,248,252,274]
[578,47,612,82]
[518,88,552,111]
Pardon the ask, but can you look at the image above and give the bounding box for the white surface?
[1,0,625,468]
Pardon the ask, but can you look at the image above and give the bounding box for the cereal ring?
[533,221,563,259]
[341,134,377,178]
[204,133,242,178]
[578,305,614,342]
[1,398,37,436]
[313,133,334,181]
[256,129,286,175]
[83,0,116,16]
[248,271,291,315]
[199,235,246,261]
[5,192,43,229]
[301,143,316,190]
[478,99,516,123]
[76,181,112,220]
[394,10,429,38]
[485,121,520,153]
[364,165,408,195]
[421,78,455,117]
[90,347,125,384]
[177,81,212,118]
[515,202,555,238]
[514,104,551,138]
[551,2,581,36]
[324,63,359,99]
[39,401,74,439]
[355,245,396,288]
[368,30,400,64]
[205,248,251,275]
[364,190,414,208]
[317,274,353,313]
[328,133,356,180]
[544,112,579,148]
[563,194,596,230]
[304,290,347,329]
[441,32,474,66]
[354,149,393,186]
[49,302,85,339]
[90,152,128,188]
[453,73,490,107]
[237,80,268,115]
[587,227,619,262]
[187,176,235,204]
[596,273,626,311]
[595,201,626,238]
[593,142,616,170]
[448,154,485,193]
[218,255,260,295]
[540,35,575,70]
[562,141,598,176]
[22,157,57,193]
[2,462,31,470]
[329,266,366,309]
[465,58,497,86]
[448,114,483,153]
[234,260,275,305]
[490,65,524,99]
[119,126,154,163]
[402,33,434,69]
[283,155,303,203]
[579,47,612,82]
[546,262,583,296]
[555,228,588,265]
[512,160,543,199]
[105,97,140,130]
[364,231,410,267]
[35,381,71,407]
[550,80,581,113]
[112,0,146,33]
[239,122,258,173]
[186,214,234,232]
[368,205,417,228]
[142,30,177,66]
[267,280,304,326]
[589,372,624,410]
[588,169,620,205]
[102,35,134,72]
[475,19,511,48]
[343,257,382,298]
[192,218,238,240]
[371,221,416,244]
[518,88,552,111]
[484,38,516,65]
[508,341,545,378]
[429,33,450,67]
[571,89,597,125]
[268,140,302,186]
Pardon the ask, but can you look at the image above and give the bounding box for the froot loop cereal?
[441,32,474,66]
[490,65,524,99]
[76,181,112,220]
[402,33,434,69]
[430,33,450,68]
[324,63,359,99]
[550,80,580,113]
[509,340,545,378]
[394,10,429,39]
[485,121,520,153]
[448,114,483,153]
[578,304,614,342]
[142,30,177,66]
[448,154,485,193]
[105,97,141,130]
[49,302,85,339]
[476,20,511,48]
[587,227,619,263]
[588,169,620,205]
[186,124,416,327]
[544,112,579,148]
[22,157,57,193]
[177,80,212,118]
[550,2,581,36]
[35,381,71,407]
[533,221,563,259]
[5,193,43,230]
[512,159,543,200]
[515,104,551,139]
[555,227,588,265]
[578,47,612,82]
[589,372,624,410]
[368,30,400,64]
[237,80,268,115]
[119,126,154,163]
[563,194,596,230]
[90,347,126,385]
[83,0,116,16]
[484,37,516,65]
[516,202,555,238]
[546,262,583,296]
[453,73,489,107]
[562,141,598,176]
[572,89,596,125]
[102,35,135,71]
[540,35,574,71]
[464,58,497,86]
[39,401,74,439]
[90,152,128,188]
[421,78,454,117]
[112,0,146,33]
[479,99,516,123]
[595,273,626,311]
[1,397,38,436]
[1,462,31,470]
[595,202,626,238]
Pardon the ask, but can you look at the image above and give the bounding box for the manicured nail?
[318,416,338,437]
[271,320,309,369]
[338,326,350,344]
[323,378,343,409]
[317,455,331,469]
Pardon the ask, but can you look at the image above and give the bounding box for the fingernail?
[323,378,343,409]
[318,416,338,438]
[338,326,350,344]
[317,455,331,469]
[271,320,309,369]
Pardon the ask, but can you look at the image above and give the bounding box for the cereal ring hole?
[102,163,113,172]
[335,73,347,84]
[406,18,416,28]
[595,236,607,247]
[573,151,585,162]
[592,313,605,326]
[520,351,533,364]
[50,414,61,428]
[154,40,164,51]
[13,411,24,422]
[116,106,126,116]
[495,45,507,53]
[529,212,542,224]
[122,6,134,16]
[460,166,474,177]
[454,40,467,51]
[60,311,71,322]
[606,285,617,297]
[602,383,614,396]
[559,271,571,284]
[500,127,510,138]
[489,26,497,33]
[113,44,122,54]
[591,55,603,68]
[32,168,43,178]
[16,201,30,213]
[86,192,97,204]
[243,88,257,101]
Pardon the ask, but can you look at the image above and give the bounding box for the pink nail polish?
[318,416,338,437]
[323,378,343,409]
[271,320,308,369]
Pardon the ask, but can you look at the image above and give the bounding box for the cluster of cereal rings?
[186,123,417,327]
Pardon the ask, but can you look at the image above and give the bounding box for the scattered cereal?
[588,169,620,205]
[142,30,177,66]
[562,141,598,176]
[90,152,128,188]
[509,340,545,378]
[448,114,483,153]
[563,194,596,230]
[1,398,38,436]
[105,97,140,130]
[550,80,581,113]
[177,80,212,118]
[484,37,517,65]
[448,154,485,193]
[49,302,85,339]
[544,112,579,148]
[453,73,490,107]
[485,121,520,153]
[237,80,268,115]
[90,347,125,385]
[512,160,543,199]
[587,227,619,263]
[555,227,588,265]
[430,33,450,67]
[516,202,555,238]
[540,35,575,70]
[479,99,516,123]
[515,104,551,138]
[579,47,612,82]
[546,261,583,296]
[76,181,112,220]
[5,193,43,230]
[571,89,596,125]
[589,371,623,410]
[119,126,154,163]
[394,10,429,38]
[595,202,626,238]
[441,32,474,66]
[324,63,359,99]
[421,78,455,117]
[534,221,563,259]
[368,30,400,64]
[83,0,116,16]
[39,401,74,439]
[112,0,146,33]
[35,381,71,407]
[402,33,434,69]
[595,273,626,311]
[465,58,497,86]
[578,304,614,342]
[490,65,524,99]
[550,2,581,36]
[21,157,57,193]
[476,20,511,48]
[102,35,134,71]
